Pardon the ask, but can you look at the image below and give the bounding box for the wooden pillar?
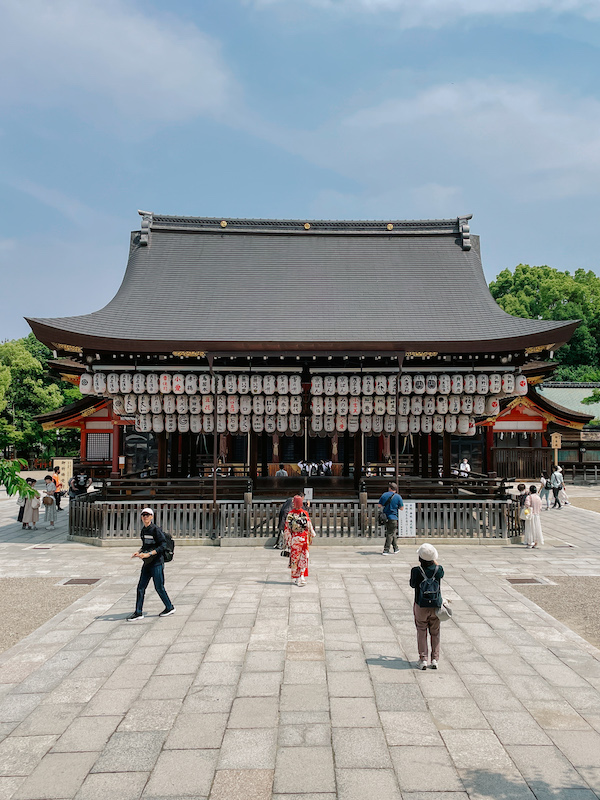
[80,426,87,462]
[442,432,451,478]
[261,432,268,478]
[190,434,198,477]
[181,434,190,478]
[421,433,429,478]
[170,433,180,477]
[157,432,167,478]
[485,427,494,474]
[249,432,258,481]
[431,432,440,479]
[353,432,363,490]
[412,435,420,476]
[331,434,339,464]
[111,423,120,477]
[343,431,350,477]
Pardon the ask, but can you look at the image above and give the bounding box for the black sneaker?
[159,607,176,617]
[126,612,143,622]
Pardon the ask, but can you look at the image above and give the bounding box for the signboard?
[52,458,73,494]
[398,502,416,538]
[550,433,562,450]
[304,487,314,501]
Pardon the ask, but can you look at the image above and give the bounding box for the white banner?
[398,503,417,537]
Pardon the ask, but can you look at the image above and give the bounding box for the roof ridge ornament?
[138,210,153,246]
[458,215,471,251]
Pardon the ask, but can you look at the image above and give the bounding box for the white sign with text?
[398,502,417,537]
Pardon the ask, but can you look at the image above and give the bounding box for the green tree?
[490,265,600,379]
[0,458,36,497]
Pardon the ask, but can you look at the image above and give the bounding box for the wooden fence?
[69,494,518,542]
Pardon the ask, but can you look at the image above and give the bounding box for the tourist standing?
[550,465,564,509]
[43,475,57,529]
[22,478,40,530]
[517,483,529,531]
[52,466,63,511]
[539,470,551,510]
[524,485,544,548]
[284,495,314,587]
[409,543,444,670]
[378,482,404,555]
[127,508,175,621]
[275,463,288,477]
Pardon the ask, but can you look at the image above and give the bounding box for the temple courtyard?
[0,492,599,800]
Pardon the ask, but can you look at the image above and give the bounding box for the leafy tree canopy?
[490,265,600,380]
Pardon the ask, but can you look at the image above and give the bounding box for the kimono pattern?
[284,510,313,579]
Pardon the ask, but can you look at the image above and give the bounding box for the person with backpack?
[550,465,564,509]
[539,470,551,510]
[378,482,404,555]
[409,543,444,670]
[127,508,175,621]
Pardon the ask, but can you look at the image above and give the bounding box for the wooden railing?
[69,495,518,541]
[566,464,600,483]
[492,447,552,479]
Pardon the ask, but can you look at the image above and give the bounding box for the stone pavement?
[0,497,599,799]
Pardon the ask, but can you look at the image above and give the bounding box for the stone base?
[69,534,520,547]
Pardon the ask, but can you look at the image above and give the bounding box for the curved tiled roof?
[27,214,579,354]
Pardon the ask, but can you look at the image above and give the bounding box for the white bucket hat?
[417,543,438,561]
[141,508,154,516]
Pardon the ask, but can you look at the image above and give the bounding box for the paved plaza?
[0,492,599,800]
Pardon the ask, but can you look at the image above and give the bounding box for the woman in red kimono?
[284,495,314,586]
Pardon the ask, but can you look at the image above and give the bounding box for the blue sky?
[2,0,600,340]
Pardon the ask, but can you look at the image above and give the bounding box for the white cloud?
[250,0,600,26]
[0,0,235,125]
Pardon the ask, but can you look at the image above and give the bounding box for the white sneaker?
[299,579,307,587]
[430,659,438,669]
[418,659,428,670]
[382,551,390,556]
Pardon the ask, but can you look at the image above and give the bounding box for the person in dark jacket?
[409,543,444,670]
[127,508,175,621]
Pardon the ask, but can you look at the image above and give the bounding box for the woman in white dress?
[524,485,544,548]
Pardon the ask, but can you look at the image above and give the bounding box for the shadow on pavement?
[366,655,413,670]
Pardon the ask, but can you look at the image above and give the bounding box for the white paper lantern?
[150,395,163,414]
[397,415,409,433]
[289,375,302,395]
[502,373,515,395]
[185,374,198,395]
[337,375,349,395]
[138,394,151,414]
[436,395,448,415]
[152,414,164,433]
[202,395,213,414]
[132,373,145,394]
[216,395,227,415]
[337,396,349,416]
[515,374,528,395]
[421,415,433,433]
[172,375,184,395]
[93,373,107,395]
[178,414,189,433]
[473,395,486,415]
[163,394,176,414]
[360,415,372,433]
[312,415,323,432]
[349,375,362,396]
[227,395,239,414]
[289,414,301,432]
[159,374,171,394]
[372,415,383,433]
[263,375,276,395]
[107,373,120,394]
[426,375,438,395]
[349,397,361,416]
[252,414,264,433]
[165,413,177,433]
[240,414,251,433]
[387,375,397,395]
[276,375,288,395]
[136,414,152,433]
[423,396,436,415]
[311,396,324,415]
[176,395,189,414]
[412,375,426,394]
[445,415,457,433]
[112,396,125,415]
[215,414,225,433]
[203,414,214,433]
[433,415,444,434]
[324,396,336,415]
[375,375,388,395]
[374,397,386,416]
[240,395,252,415]
[362,375,375,395]
[486,397,500,416]
[467,417,477,436]
[409,415,421,433]
[362,396,373,415]
[448,395,461,415]
[384,414,396,433]
[251,375,263,395]
[399,396,411,416]
[460,395,473,415]
[79,374,94,395]
[400,374,412,395]
[124,394,137,414]
[290,395,302,415]
[225,374,237,394]
[120,373,133,394]
[386,396,396,415]
[336,414,348,433]
[277,396,289,415]
[265,396,277,416]
[228,414,239,433]
[199,374,212,394]
[311,376,323,395]
[489,374,502,394]
[463,373,477,394]
[451,374,464,395]
[438,374,451,394]
[190,414,202,433]
[411,396,423,415]
[324,375,336,396]
[146,374,159,394]
[276,414,288,433]
[324,414,335,432]
[238,374,250,395]
[348,416,359,433]
[457,415,470,434]
[477,374,489,395]
[189,396,202,415]
[253,395,265,415]
[215,375,224,394]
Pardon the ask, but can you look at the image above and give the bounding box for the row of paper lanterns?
[312,395,501,416]
[113,393,304,417]
[135,412,478,436]
[311,373,526,396]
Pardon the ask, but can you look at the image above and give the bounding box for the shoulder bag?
[378,493,396,526]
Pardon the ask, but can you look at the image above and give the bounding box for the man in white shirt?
[459,458,471,478]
